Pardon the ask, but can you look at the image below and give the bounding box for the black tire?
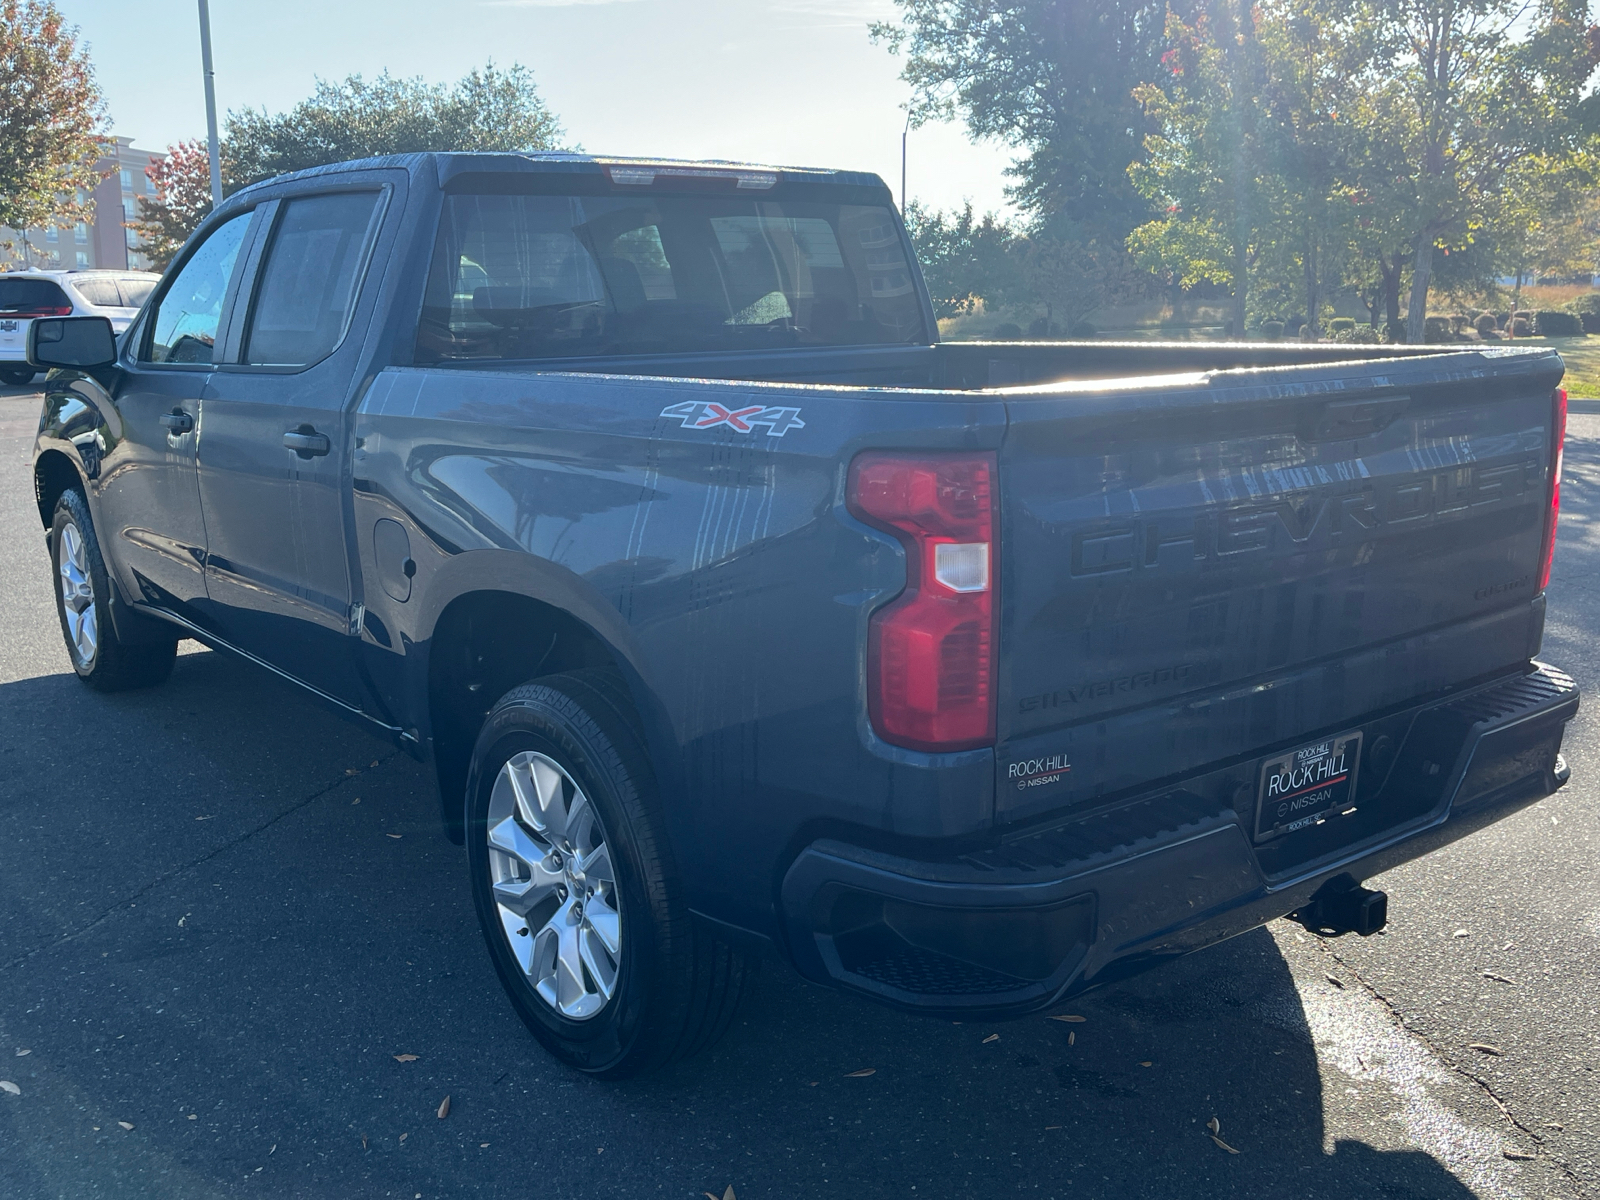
[0,368,35,386]
[50,488,178,691]
[466,669,750,1078]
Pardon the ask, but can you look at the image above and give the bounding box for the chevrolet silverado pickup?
[28,152,1578,1077]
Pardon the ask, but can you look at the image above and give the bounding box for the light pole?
[900,108,910,214]
[198,0,223,207]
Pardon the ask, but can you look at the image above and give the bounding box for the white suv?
[0,270,161,386]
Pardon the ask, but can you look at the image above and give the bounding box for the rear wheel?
[465,669,751,1077]
[50,488,177,691]
[0,368,36,386]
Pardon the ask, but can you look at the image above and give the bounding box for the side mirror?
[28,316,117,369]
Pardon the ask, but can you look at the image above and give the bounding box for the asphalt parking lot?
[1,382,1596,1200]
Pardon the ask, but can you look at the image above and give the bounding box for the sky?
[61,0,1019,218]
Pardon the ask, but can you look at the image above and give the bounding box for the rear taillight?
[1,306,72,319]
[847,452,997,752]
[1539,386,1567,591]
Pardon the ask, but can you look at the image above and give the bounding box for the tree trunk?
[1303,231,1320,340]
[1406,232,1433,344]
[1383,253,1403,335]
[1230,242,1248,339]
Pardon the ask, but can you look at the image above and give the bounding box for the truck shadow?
[0,651,1495,1200]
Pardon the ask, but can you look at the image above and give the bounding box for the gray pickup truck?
[29,152,1578,1077]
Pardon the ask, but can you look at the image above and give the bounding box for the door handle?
[283,425,331,458]
[159,409,194,434]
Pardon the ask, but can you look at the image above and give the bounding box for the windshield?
[417,191,926,361]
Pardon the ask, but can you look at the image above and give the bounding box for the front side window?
[242,191,383,367]
[417,190,927,362]
[143,210,252,364]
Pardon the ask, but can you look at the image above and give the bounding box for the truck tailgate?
[995,349,1563,823]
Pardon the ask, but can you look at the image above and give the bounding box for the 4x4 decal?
[660,400,805,437]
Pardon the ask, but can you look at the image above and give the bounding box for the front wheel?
[465,670,751,1077]
[51,488,178,691]
[0,368,35,386]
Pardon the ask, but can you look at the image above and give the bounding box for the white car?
[0,270,160,386]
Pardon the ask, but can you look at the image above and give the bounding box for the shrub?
[1511,316,1532,337]
[1260,320,1285,340]
[1534,310,1583,337]
[1474,313,1498,335]
[992,322,1023,340]
[1450,313,1472,332]
[1286,316,1306,335]
[1328,317,1356,335]
[1027,316,1055,338]
[1495,311,1511,328]
[1333,324,1381,344]
[1423,316,1454,343]
[1066,320,1096,338]
[1383,321,1406,343]
[1568,292,1600,316]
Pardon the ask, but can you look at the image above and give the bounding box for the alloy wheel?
[58,519,97,667]
[487,750,622,1020]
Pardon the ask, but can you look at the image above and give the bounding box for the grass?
[1499,336,1600,397]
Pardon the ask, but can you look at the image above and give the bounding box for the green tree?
[871,0,1169,242]
[904,201,1020,318]
[0,0,104,259]
[225,62,563,186]
[131,61,563,267]
[1371,0,1599,341]
[1129,1,1269,338]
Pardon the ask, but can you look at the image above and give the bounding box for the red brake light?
[847,452,997,752]
[1540,386,1567,591]
[2,305,72,319]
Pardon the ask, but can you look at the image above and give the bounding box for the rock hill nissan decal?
[660,400,806,437]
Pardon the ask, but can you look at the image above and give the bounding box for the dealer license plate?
[1254,730,1362,843]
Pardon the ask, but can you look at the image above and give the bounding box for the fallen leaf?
[270,1145,276,1155]
[437,1095,451,1119]
[844,1068,876,1077]
[1545,1121,1564,1131]
[194,815,211,821]
[1048,1014,1087,1023]
[1068,1031,1075,1046]
[352,798,361,805]
[1503,1149,1535,1161]
[480,1142,490,1148]
[188,1114,197,1120]
[14,1049,28,1057]
[370,761,379,769]
[1138,1061,1153,1067]
[1325,974,1344,989]
[117,1121,133,1131]
[1045,1125,1063,1130]
[399,1132,408,1142]
[1209,1134,1240,1154]
[346,768,360,775]
[1207,1117,1220,1135]
[177,915,187,927]
[1482,971,1517,985]
[387,834,403,840]
[1467,1043,1504,1056]
[808,1081,818,1086]
[394,1054,419,1063]
[361,1134,368,1149]
[0,1081,18,1096]
[983,1034,1000,1044]
[1452,929,1469,938]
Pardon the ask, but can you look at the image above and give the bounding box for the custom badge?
[659,400,806,437]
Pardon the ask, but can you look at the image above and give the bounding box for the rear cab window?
[0,279,72,317]
[416,178,927,362]
[70,277,123,308]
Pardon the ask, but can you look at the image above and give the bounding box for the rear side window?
[71,278,122,308]
[144,211,253,364]
[416,190,928,361]
[119,277,157,307]
[0,278,71,315]
[242,191,383,367]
